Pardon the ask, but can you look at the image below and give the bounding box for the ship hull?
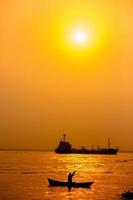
[55,149,118,155]
[55,152,118,155]
[71,148,118,155]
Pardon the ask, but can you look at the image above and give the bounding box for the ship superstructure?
[55,134,72,153]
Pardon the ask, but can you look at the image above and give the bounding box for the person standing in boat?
[68,171,76,190]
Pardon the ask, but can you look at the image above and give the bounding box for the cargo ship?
[55,134,118,154]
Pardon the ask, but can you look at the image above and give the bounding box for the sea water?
[0,151,133,200]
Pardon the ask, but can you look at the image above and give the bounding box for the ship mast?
[108,138,111,149]
[63,134,66,142]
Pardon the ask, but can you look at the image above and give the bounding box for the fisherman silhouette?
[67,171,76,190]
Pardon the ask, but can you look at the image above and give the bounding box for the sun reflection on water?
[0,151,133,200]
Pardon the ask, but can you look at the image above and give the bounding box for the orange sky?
[0,0,133,150]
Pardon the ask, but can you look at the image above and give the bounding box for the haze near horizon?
[1,0,133,151]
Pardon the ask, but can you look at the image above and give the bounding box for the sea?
[0,151,133,200]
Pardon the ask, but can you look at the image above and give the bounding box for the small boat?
[122,191,133,199]
[48,178,94,188]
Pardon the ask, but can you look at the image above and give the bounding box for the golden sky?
[0,0,133,150]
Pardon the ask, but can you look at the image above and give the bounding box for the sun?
[74,31,87,43]
[70,29,91,48]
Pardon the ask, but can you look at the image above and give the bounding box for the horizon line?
[0,149,133,153]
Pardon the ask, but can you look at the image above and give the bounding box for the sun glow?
[52,11,108,60]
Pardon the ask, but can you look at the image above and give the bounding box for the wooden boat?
[48,178,94,188]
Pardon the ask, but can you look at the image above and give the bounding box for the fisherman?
[67,171,76,190]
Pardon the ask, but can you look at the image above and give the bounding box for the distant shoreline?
[0,149,133,153]
[0,149,52,152]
